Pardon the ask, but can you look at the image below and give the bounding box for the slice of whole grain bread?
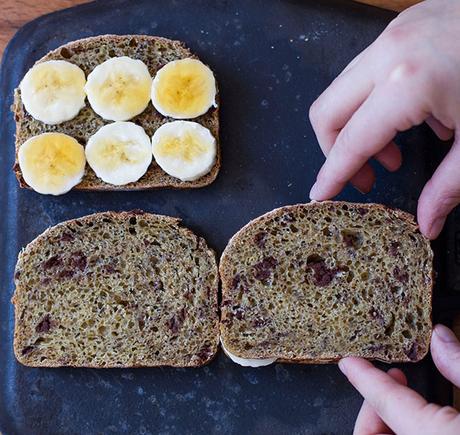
[12,35,220,190]
[219,201,433,364]
[12,210,219,368]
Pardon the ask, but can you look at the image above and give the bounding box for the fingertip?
[387,368,407,386]
[431,324,460,387]
[432,324,458,344]
[309,182,321,201]
[420,216,445,240]
[417,197,445,240]
[338,356,366,376]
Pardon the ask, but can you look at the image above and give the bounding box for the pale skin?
[308,0,460,433]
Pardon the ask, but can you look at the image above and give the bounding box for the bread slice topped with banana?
[13,35,220,195]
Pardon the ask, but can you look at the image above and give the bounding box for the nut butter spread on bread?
[220,202,433,364]
[12,211,219,367]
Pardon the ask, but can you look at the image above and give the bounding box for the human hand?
[339,324,460,435]
[308,0,460,239]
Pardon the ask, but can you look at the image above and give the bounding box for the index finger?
[310,77,429,200]
[339,357,429,435]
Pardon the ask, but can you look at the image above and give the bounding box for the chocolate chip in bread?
[13,211,219,367]
[219,201,433,364]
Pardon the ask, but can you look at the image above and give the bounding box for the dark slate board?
[1,0,459,434]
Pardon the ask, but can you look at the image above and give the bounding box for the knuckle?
[429,405,459,425]
[336,128,368,159]
[380,23,413,47]
[426,180,460,210]
[388,61,421,84]
[308,98,323,126]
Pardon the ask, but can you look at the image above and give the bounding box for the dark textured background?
[1,0,459,434]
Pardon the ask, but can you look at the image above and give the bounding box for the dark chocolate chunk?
[254,231,268,249]
[43,255,62,269]
[367,343,387,353]
[253,256,278,281]
[234,307,244,320]
[58,269,75,279]
[253,318,269,328]
[21,346,34,356]
[166,308,186,334]
[306,257,343,287]
[36,314,52,333]
[71,251,87,271]
[60,232,75,242]
[405,342,419,361]
[196,344,213,361]
[393,266,409,283]
[389,242,400,257]
[231,273,248,293]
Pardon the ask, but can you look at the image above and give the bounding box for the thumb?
[431,324,460,387]
[417,139,460,239]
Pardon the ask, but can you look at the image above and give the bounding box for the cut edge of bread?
[12,210,220,368]
[219,201,434,364]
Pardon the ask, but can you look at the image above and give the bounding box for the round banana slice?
[18,133,86,195]
[85,57,152,121]
[85,122,152,185]
[19,60,86,125]
[151,58,217,119]
[151,121,216,182]
[220,339,276,367]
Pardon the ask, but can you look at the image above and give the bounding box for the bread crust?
[219,201,433,364]
[12,35,220,191]
[13,210,220,368]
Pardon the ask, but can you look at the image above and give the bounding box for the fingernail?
[434,324,458,343]
[338,358,348,375]
[309,182,321,200]
[353,184,368,195]
[427,217,446,239]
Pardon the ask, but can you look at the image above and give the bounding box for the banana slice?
[19,60,86,125]
[151,58,216,119]
[18,133,85,195]
[220,339,276,367]
[85,122,152,185]
[85,57,152,121]
[151,121,216,181]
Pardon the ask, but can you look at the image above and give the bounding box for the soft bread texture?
[13,211,219,367]
[220,202,433,364]
[13,35,220,190]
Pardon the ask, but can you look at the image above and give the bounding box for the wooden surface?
[354,0,422,11]
[0,0,422,58]
[0,0,89,58]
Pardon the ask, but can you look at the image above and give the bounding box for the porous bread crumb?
[13,211,219,367]
[220,201,433,363]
